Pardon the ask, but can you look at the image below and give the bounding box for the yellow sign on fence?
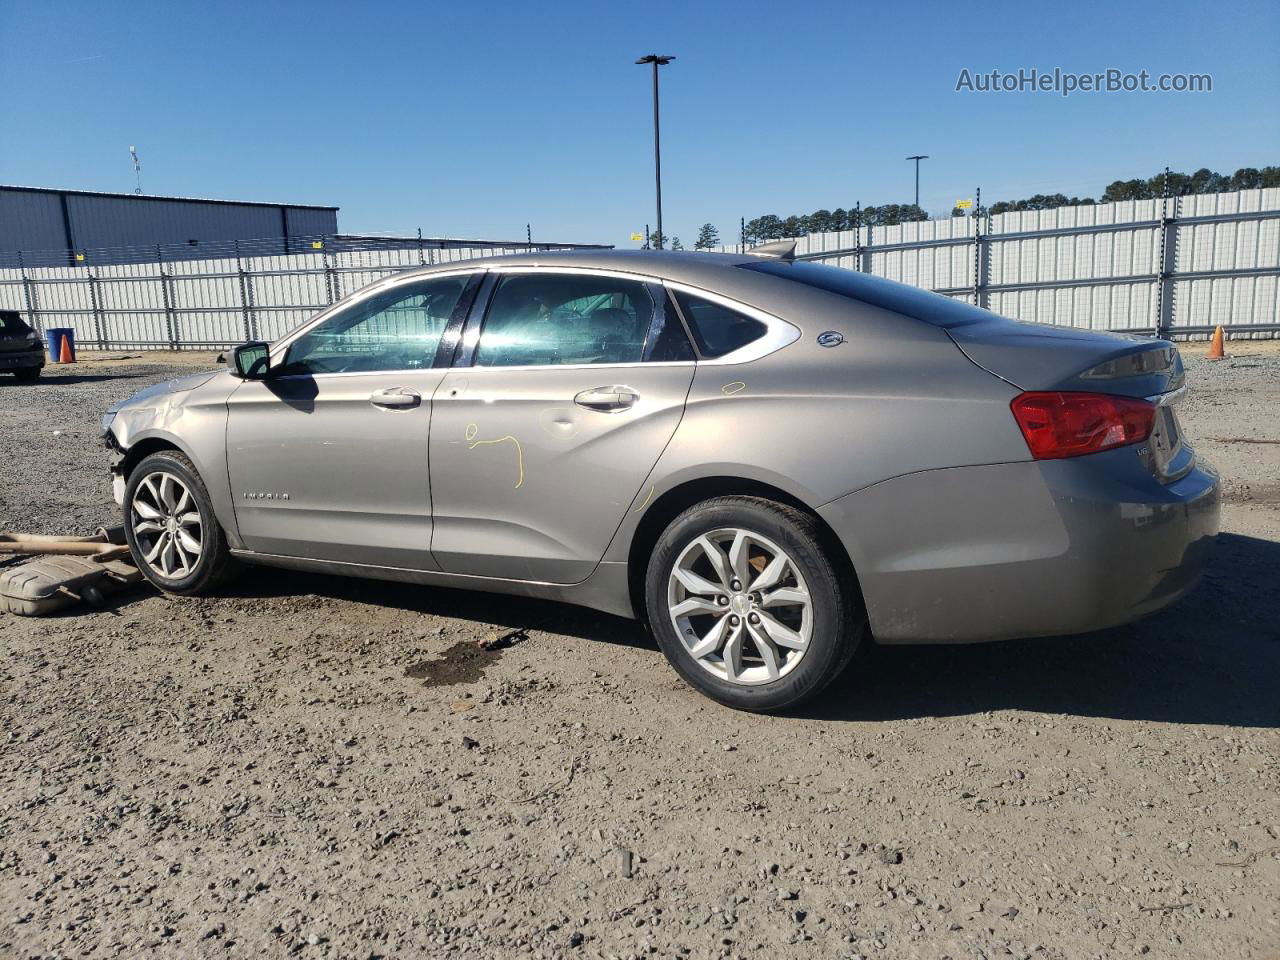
[311,240,324,249]
[955,199,974,210]
[630,232,644,243]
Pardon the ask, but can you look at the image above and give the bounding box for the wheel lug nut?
[730,579,742,591]
[748,613,760,624]
[716,595,729,606]
[729,615,740,626]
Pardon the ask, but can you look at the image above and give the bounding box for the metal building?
[0,185,338,265]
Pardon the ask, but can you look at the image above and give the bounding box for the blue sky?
[1,0,1276,246]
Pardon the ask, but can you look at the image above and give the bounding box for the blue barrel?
[46,327,75,362]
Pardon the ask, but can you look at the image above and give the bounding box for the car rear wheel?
[645,496,864,712]
[124,450,238,595]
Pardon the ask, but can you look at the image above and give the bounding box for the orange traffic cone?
[1207,325,1225,361]
[58,334,74,364]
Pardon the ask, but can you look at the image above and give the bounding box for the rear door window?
[642,298,695,362]
[474,273,661,367]
[670,290,767,359]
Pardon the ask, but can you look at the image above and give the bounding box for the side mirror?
[232,341,272,380]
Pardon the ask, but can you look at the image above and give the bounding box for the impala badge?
[243,491,290,500]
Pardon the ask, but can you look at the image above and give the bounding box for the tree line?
[729,165,1279,243]
[742,205,929,244]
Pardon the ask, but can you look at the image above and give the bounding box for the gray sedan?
[101,247,1219,711]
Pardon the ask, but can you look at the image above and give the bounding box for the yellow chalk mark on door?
[465,423,525,489]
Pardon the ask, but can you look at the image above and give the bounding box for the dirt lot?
[1,345,1278,960]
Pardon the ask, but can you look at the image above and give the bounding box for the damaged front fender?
[102,369,244,548]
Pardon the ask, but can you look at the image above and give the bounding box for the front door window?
[280,275,469,375]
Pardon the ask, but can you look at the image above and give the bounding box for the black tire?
[123,450,239,595]
[645,496,864,713]
[12,366,40,381]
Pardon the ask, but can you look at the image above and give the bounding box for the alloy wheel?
[131,470,203,580]
[666,527,813,685]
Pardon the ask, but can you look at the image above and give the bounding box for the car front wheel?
[123,450,238,595]
[645,496,864,712]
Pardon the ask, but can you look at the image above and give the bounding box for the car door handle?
[574,386,639,412]
[369,387,421,409]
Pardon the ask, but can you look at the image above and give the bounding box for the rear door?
[225,271,479,568]
[428,268,696,583]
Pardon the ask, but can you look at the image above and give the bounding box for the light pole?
[906,155,928,208]
[636,54,675,249]
[129,145,143,194]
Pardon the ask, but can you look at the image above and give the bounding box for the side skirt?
[228,550,636,620]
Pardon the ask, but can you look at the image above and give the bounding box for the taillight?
[1010,391,1155,460]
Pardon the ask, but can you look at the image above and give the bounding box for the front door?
[429,269,696,583]
[226,272,477,569]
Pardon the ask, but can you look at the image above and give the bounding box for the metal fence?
[0,234,607,350]
[5,186,1278,349]
[730,186,1280,339]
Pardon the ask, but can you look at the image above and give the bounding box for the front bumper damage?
[103,428,127,506]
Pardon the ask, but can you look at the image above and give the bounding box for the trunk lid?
[943,314,1190,481]
[941,313,1184,398]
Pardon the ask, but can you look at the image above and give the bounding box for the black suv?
[0,310,44,380]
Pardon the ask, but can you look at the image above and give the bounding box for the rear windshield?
[0,311,32,336]
[739,259,999,329]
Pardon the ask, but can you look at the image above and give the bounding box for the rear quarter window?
[670,290,767,359]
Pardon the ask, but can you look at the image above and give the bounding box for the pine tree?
[694,223,720,250]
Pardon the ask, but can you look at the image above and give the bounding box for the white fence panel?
[782,186,1279,338]
[6,191,1280,347]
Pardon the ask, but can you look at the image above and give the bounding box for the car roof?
[409,248,761,289]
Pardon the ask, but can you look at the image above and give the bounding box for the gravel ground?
[1,345,1278,960]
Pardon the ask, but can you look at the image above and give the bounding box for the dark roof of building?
[0,184,338,211]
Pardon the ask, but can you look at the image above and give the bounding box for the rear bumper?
[819,448,1220,644]
[0,348,44,370]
